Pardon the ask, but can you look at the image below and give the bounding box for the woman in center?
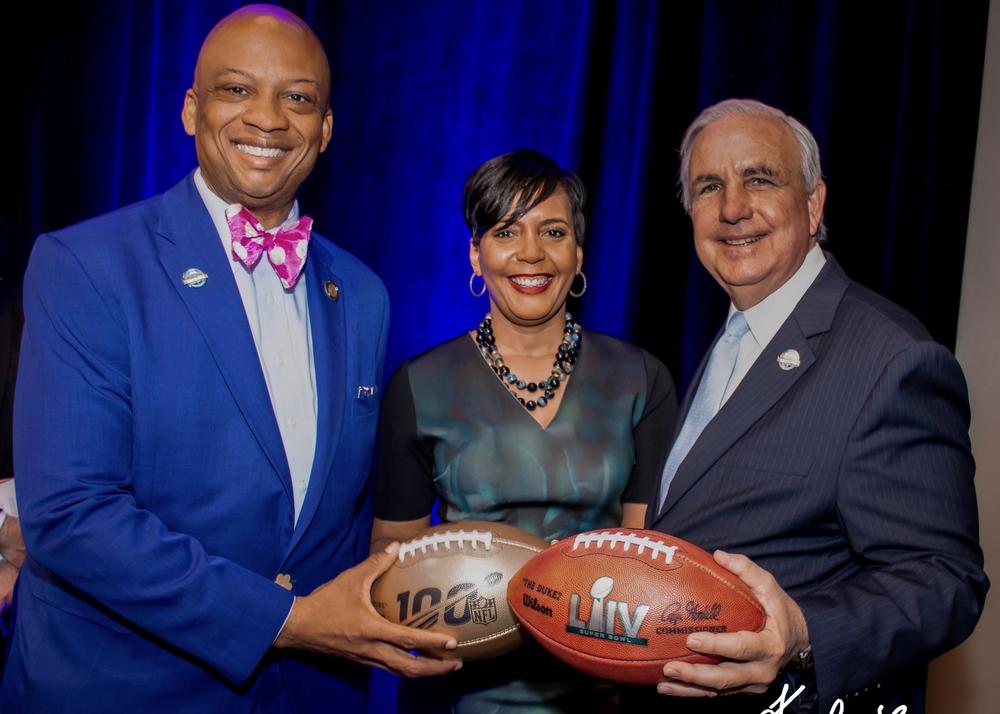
[371,149,677,712]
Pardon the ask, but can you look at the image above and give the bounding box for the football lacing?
[398,530,494,561]
[571,531,678,563]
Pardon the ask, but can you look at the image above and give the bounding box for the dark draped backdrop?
[2,0,990,707]
[4,0,989,387]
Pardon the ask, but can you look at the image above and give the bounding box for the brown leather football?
[507,528,766,684]
[371,521,546,661]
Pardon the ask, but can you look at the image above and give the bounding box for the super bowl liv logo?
[566,576,650,645]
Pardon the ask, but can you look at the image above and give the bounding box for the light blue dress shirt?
[721,244,827,406]
[194,170,318,523]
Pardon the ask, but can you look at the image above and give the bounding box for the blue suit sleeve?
[797,341,988,705]
[14,234,294,685]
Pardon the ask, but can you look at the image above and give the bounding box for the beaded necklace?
[475,313,582,411]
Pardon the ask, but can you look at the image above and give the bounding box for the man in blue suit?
[644,99,987,713]
[2,6,458,712]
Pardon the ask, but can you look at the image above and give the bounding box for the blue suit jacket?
[642,256,987,714]
[2,174,388,712]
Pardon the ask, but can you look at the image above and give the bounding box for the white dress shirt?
[194,170,317,523]
[0,478,16,560]
[720,244,827,406]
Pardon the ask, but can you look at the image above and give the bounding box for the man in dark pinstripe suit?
[642,99,987,714]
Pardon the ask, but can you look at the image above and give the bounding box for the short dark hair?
[463,149,587,246]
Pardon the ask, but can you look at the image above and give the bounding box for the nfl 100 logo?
[469,595,498,626]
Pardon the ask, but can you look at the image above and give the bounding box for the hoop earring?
[569,271,587,298]
[469,272,487,297]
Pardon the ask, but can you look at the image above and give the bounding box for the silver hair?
[678,98,827,242]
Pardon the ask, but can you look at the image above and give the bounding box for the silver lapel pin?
[181,268,208,288]
[777,348,801,371]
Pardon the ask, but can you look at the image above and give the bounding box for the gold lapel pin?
[777,349,801,371]
[181,268,208,288]
[324,280,340,301]
[275,573,293,591]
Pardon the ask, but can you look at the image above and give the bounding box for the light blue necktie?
[657,311,749,511]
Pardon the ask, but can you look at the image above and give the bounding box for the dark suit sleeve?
[623,351,677,504]
[0,285,20,476]
[15,234,294,685]
[372,363,438,521]
[796,341,988,703]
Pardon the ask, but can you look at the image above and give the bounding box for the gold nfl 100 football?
[370,521,546,661]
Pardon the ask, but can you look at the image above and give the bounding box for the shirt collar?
[193,168,300,254]
[729,243,826,350]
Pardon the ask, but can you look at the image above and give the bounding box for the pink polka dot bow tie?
[226,205,313,290]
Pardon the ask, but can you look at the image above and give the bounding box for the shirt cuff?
[273,597,296,646]
[0,479,16,517]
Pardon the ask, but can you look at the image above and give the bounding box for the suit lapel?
[646,334,717,525]
[285,238,347,555]
[155,175,293,505]
[655,256,850,522]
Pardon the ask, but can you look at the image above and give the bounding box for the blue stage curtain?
[3,0,990,707]
[5,0,988,390]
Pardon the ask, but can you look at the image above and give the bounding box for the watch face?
[799,645,814,670]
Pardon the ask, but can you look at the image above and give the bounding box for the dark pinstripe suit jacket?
[642,255,987,714]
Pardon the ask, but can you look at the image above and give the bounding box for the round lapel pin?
[324,280,340,301]
[777,348,801,371]
[181,268,208,288]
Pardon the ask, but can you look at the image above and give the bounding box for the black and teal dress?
[373,330,676,713]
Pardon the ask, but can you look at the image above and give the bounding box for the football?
[371,521,547,661]
[507,528,766,684]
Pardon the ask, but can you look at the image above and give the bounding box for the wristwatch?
[794,644,814,671]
